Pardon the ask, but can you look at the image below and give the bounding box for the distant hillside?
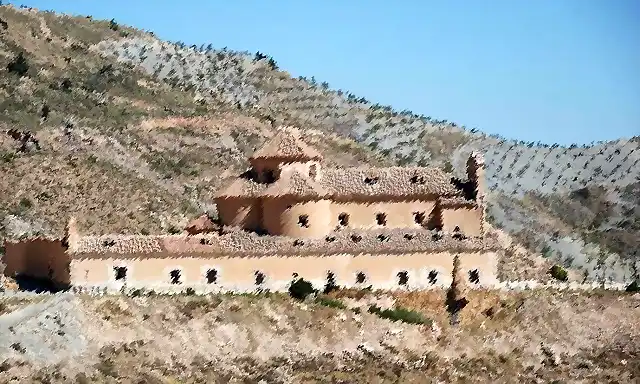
[0,4,638,283]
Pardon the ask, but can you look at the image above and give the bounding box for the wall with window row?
[216,198,483,239]
[69,251,498,292]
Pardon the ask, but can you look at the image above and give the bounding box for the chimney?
[64,216,80,251]
[466,152,486,199]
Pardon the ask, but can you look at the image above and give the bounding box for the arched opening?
[397,271,409,285]
[375,213,387,226]
[428,270,438,285]
[206,269,217,284]
[468,269,480,284]
[413,211,426,225]
[113,266,127,281]
[170,269,182,285]
[356,272,367,284]
[298,214,310,228]
[255,271,266,285]
[338,213,350,226]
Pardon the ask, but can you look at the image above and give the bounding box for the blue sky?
[8,0,639,145]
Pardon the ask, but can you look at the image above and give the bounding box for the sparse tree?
[7,52,29,76]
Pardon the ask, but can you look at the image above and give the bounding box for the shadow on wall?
[12,274,71,293]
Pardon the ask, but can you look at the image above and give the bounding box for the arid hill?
[0,4,638,284]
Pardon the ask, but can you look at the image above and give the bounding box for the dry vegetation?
[0,290,638,383]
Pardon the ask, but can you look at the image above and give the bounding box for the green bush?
[548,265,568,282]
[368,305,431,326]
[626,280,639,292]
[288,278,316,301]
[315,296,346,309]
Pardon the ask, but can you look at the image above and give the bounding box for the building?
[2,127,500,292]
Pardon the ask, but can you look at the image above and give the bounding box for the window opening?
[413,211,426,225]
[403,233,414,240]
[103,239,116,247]
[376,213,387,226]
[468,269,480,284]
[298,214,310,228]
[293,239,305,246]
[170,269,182,285]
[364,176,379,185]
[255,271,265,285]
[206,269,217,284]
[351,234,362,243]
[338,213,350,226]
[377,234,390,242]
[113,266,127,281]
[397,271,409,285]
[325,235,336,242]
[428,270,438,285]
[264,169,276,183]
[356,272,367,284]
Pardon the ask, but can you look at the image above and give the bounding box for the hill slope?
[0,4,638,283]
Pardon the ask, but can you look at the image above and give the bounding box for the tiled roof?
[319,167,459,198]
[69,228,499,257]
[214,177,267,199]
[260,170,330,199]
[250,130,323,161]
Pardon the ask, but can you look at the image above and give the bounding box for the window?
[364,176,379,185]
[298,214,309,228]
[454,226,461,232]
[410,174,425,184]
[293,239,305,246]
[206,269,217,284]
[468,269,480,284]
[351,234,362,243]
[403,233,414,240]
[170,269,182,285]
[413,211,426,225]
[376,213,387,226]
[325,235,336,242]
[103,239,116,247]
[338,213,350,226]
[113,266,127,281]
[255,271,265,285]
[356,272,367,284]
[397,271,409,285]
[377,234,390,242]
[428,270,438,285]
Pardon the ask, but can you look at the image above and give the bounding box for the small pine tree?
[7,52,29,76]
[109,19,118,31]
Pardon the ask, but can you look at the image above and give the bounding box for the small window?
[468,269,480,284]
[397,271,409,285]
[170,269,182,285]
[364,176,379,185]
[255,271,265,285]
[432,232,443,241]
[338,213,350,226]
[377,234,390,242]
[113,266,127,281]
[454,226,461,232]
[351,234,362,243]
[428,270,438,285]
[103,239,116,247]
[206,269,217,284]
[356,272,366,284]
[293,239,305,246]
[403,233,414,240]
[376,213,387,226]
[292,272,299,280]
[298,214,310,228]
[413,211,426,225]
[325,235,336,242]
[410,174,425,184]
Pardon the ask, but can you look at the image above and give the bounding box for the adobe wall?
[68,251,499,292]
[261,198,332,238]
[215,197,261,230]
[329,199,436,230]
[251,159,319,181]
[441,207,482,236]
[2,239,70,284]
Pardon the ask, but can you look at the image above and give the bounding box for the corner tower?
[466,152,486,200]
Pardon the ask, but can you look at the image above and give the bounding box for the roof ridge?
[261,170,329,198]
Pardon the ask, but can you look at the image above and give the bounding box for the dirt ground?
[0,289,638,383]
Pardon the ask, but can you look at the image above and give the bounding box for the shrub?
[315,296,346,309]
[7,52,29,76]
[368,305,431,326]
[626,280,639,292]
[288,278,316,301]
[548,265,568,282]
[184,287,196,295]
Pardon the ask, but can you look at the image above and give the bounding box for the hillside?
[0,290,639,383]
[0,4,638,283]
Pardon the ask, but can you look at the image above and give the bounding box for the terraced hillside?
[0,4,638,282]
